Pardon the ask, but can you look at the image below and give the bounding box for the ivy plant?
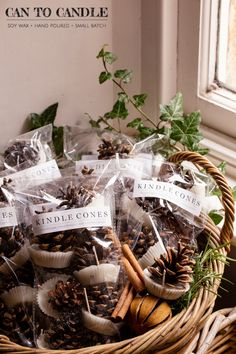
[28,102,63,157]
[88,46,209,157]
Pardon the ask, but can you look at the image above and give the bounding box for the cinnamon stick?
[111,282,131,320]
[122,244,144,282]
[123,257,145,292]
[116,285,136,321]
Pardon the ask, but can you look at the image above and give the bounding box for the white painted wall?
[0,0,141,149]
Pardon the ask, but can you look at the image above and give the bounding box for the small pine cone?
[57,183,95,209]
[44,314,114,349]
[86,282,119,319]
[4,141,40,167]
[97,138,132,160]
[1,302,34,347]
[48,278,83,312]
[0,225,25,266]
[148,242,196,286]
[74,228,120,269]
[121,226,156,259]
[31,230,77,252]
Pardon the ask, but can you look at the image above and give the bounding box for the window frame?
[177,0,236,178]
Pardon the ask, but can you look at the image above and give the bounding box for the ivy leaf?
[40,103,59,125]
[160,92,183,121]
[170,111,203,148]
[96,47,106,59]
[208,211,224,225]
[99,71,112,84]
[104,51,117,64]
[137,127,156,140]
[232,186,236,200]
[217,161,227,174]
[127,118,144,129]
[104,99,128,119]
[114,69,133,83]
[52,126,64,157]
[29,113,42,130]
[96,47,117,64]
[117,92,128,103]
[133,93,148,108]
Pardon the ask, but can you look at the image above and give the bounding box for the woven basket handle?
[168,151,235,248]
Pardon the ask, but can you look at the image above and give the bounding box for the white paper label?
[76,158,144,178]
[0,160,61,189]
[81,154,98,161]
[133,180,202,216]
[32,206,112,235]
[30,202,59,215]
[0,207,17,227]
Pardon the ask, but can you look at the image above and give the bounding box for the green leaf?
[208,211,224,225]
[232,186,236,200]
[170,111,203,149]
[104,99,128,119]
[127,118,143,129]
[137,127,156,140]
[96,47,117,64]
[99,71,112,84]
[29,113,42,130]
[40,103,59,125]
[104,51,117,64]
[133,94,148,108]
[217,161,227,174]
[114,69,133,83]
[160,92,183,121]
[117,92,128,103]
[53,126,64,157]
[96,47,106,59]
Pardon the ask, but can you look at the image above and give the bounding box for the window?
[217,0,236,92]
[177,0,236,178]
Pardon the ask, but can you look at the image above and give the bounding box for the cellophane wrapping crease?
[0,179,34,347]
[117,157,210,266]
[15,172,126,349]
[2,124,54,169]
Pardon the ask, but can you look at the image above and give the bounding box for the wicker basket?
[180,307,236,354]
[0,151,235,354]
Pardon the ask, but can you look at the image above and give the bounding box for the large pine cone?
[48,278,83,312]
[148,242,196,286]
[97,138,132,160]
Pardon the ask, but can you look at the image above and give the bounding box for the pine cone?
[48,278,83,312]
[44,314,114,349]
[4,141,40,167]
[148,242,196,286]
[97,138,132,160]
[74,228,120,269]
[0,225,25,266]
[1,302,34,347]
[86,282,119,319]
[121,226,156,259]
[31,230,77,252]
[57,183,95,209]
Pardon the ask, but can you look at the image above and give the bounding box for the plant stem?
[99,116,120,133]
[102,58,157,128]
